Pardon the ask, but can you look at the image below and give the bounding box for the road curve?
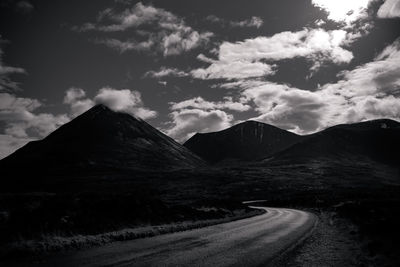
[16,207,317,267]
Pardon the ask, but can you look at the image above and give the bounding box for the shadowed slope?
[271,119,400,167]
[184,121,302,163]
[1,104,204,172]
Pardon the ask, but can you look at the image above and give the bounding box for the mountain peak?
[2,104,204,171]
[92,103,109,110]
[184,120,302,163]
[79,104,129,119]
[85,103,113,114]
[193,120,291,137]
[231,120,286,131]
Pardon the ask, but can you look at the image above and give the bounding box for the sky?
[0,0,400,159]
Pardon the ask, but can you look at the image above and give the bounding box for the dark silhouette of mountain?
[1,104,204,171]
[271,119,400,166]
[184,121,302,163]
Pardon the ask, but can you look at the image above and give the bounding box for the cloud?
[0,93,69,138]
[0,37,68,159]
[214,79,269,90]
[162,31,213,57]
[94,38,154,53]
[0,134,32,159]
[191,28,354,80]
[0,0,34,14]
[231,16,263,28]
[165,96,250,142]
[311,0,372,25]
[86,4,164,32]
[342,95,400,123]
[93,87,157,119]
[64,87,157,120]
[0,86,158,159]
[75,2,213,56]
[191,59,276,80]
[235,37,400,134]
[64,87,86,103]
[0,37,27,92]
[170,96,251,112]
[16,1,34,14]
[165,108,233,142]
[314,19,326,27]
[377,0,400,18]
[216,29,352,64]
[311,1,375,45]
[158,81,167,86]
[206,15,263,28]
[144,67,189,78]
[64,87,95,117]
[241,83,327,133]
[324,37,400,98]
[0,93,70,158]
[316,37,400,123]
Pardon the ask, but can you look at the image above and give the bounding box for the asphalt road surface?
[12,206,317,267]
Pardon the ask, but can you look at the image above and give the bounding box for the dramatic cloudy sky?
[1,0,400,158]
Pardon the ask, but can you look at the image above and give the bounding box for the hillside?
[1,104,205,172]
[270,119,400,167]
[184,120,302,163]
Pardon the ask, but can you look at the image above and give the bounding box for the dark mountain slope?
[1,104,204,172]
[184,120,302,163]
[271,119,400,166]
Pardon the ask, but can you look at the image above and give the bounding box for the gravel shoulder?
[271,210,391,266]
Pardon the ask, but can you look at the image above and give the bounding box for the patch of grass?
[1,209,263,258]
[0,159,398,262]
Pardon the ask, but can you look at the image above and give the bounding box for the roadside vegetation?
[1,158,399,264]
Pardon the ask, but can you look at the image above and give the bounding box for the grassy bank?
[1,208,263,258]
[0,191,262,259]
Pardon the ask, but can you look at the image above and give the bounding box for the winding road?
[18,206,317,267]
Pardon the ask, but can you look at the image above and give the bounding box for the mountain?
[1,104,204,172]
[271,119,400,167]
[183,120,302,163]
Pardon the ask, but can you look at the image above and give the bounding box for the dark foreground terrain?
[1,159,399,265]
[3,207,316,267]
[0,107,399,265]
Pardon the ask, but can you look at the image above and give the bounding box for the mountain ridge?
[2,104,399,171]
[268,118,400,166]
[184,120,302,163]
[184,118,400,167]
[1,104,205,172]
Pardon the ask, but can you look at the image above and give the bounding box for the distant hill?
[184,121,302,163]
[271,119,400,167]
[1,104,204,172]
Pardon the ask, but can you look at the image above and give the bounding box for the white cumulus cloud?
[75,2,213,56]
[0,37,27,92]
[206,15,263,28]
[144,67,189,78]
[64,87,158,120]
[377,0,400,18]
[311,0,372,25]
[233,37,400,134]
[0,93,70,159]
[165,108,233,142]
[170,96,251,112]
[191,28,354,81]
[94,87,157,119]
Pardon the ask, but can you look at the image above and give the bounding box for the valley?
[0,105,399,265]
